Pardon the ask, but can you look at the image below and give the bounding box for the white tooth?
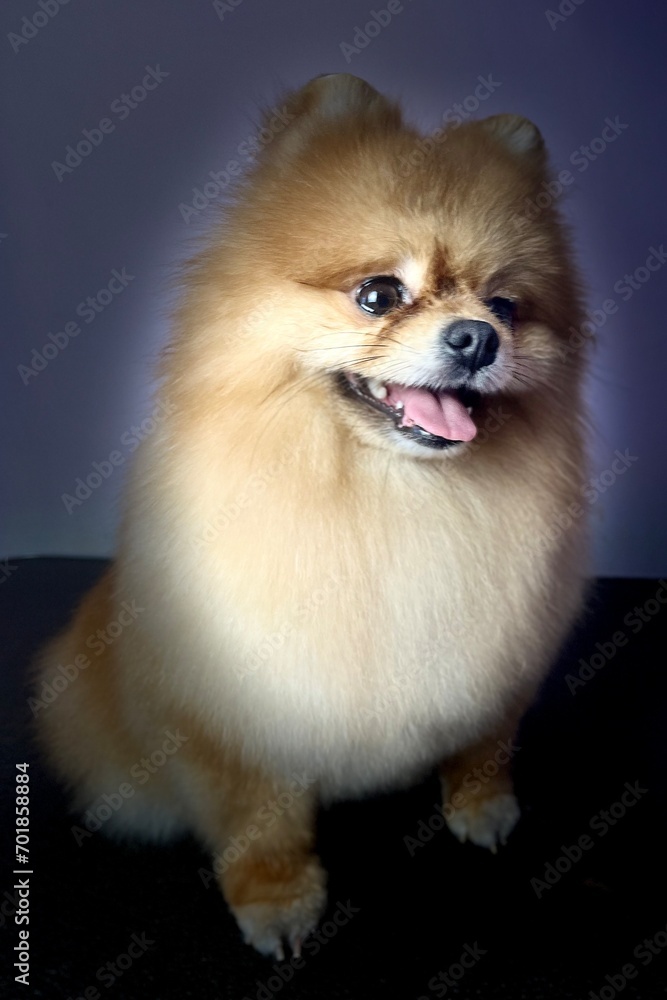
[367,377,388,400]
[466,406,473,414]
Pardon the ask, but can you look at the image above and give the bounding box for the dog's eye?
[485,297,517,327]
[356,276,405,316]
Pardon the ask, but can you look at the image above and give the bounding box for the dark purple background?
[2,0,665,575]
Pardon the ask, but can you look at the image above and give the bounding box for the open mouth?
[339,372,481,449]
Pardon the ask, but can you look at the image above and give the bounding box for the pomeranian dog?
[34,74,588,958]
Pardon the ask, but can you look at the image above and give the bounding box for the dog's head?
[180,75,584,460]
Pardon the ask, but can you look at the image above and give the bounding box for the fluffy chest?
[124,424,584,794]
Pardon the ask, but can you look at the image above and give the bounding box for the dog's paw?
[229,859,327,959]
[445,792,520,852]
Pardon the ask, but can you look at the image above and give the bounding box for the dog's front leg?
[179,728,326,958]
[439,728,523,852]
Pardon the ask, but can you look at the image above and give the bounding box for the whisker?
[249,371,329,463]
[344,355,387,367]
[378,335,418,355]
[257,369,326,411]
[294,345,374,353]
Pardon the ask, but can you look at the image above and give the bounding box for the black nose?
[442,319,499,372]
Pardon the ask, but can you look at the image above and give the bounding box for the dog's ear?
[255,75,403,163]
[478,114,545,163]
[282,74,402,125]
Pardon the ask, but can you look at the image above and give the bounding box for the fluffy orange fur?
[34,75,589,958]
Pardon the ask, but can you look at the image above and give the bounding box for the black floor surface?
[1,558,666,998]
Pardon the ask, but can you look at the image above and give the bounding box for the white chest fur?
[119,421,585,798]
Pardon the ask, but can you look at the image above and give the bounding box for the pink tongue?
[385,384,477,442]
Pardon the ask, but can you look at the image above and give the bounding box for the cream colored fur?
[34,74,589,957]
